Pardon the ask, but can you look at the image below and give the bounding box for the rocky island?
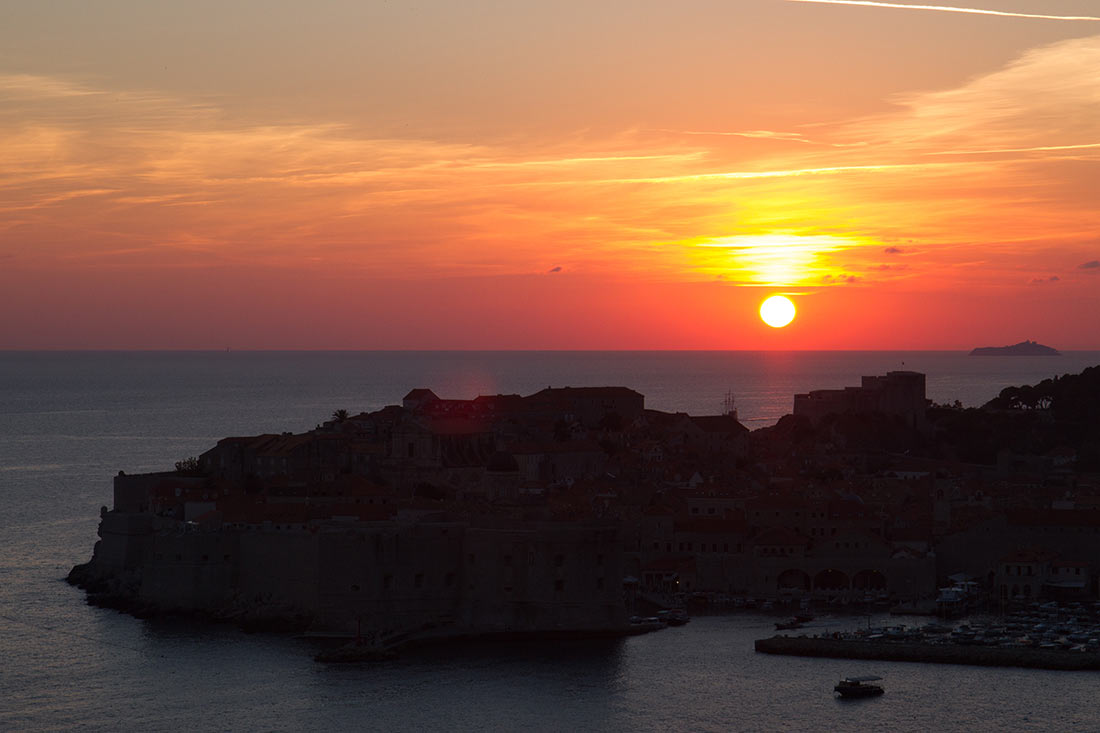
[970,340,1060,356]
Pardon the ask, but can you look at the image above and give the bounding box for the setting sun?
[760,295,796,328]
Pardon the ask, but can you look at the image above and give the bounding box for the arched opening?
[851,569,887,591]
[777,569,811,592]
[814,569,850,591]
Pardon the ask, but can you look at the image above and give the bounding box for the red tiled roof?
[1009,509,1100,528]
[1000,547,1057,563]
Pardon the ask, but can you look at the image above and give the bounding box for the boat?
[775,618,804,630]
[834,675,884,698]
[314,640,398,663]
[658,609,690,626]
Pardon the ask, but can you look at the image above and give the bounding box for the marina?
[757,601,1100,671]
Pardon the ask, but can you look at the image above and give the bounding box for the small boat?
[834,675,885,698]
[775,618,803,630]
[658,609,690,626]
[314,640,398,663]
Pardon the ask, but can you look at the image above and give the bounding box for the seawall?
[755,635,1100,671]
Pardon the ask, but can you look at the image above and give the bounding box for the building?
[793,371,928,427]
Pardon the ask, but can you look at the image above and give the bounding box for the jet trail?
[785,0,1100,22]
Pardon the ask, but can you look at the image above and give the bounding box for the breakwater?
[755,635,1100,671]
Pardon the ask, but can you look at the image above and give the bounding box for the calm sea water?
[3,350,1099,732]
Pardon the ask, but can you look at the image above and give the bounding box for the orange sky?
[2,1,1098,349]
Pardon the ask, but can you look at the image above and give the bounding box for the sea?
[3,350,1099,732]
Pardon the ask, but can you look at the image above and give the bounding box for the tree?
[175,456,202,476]
[332,409,349,422]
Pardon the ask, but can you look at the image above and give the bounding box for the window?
[555,579,564,592]
[554,554,564,567]
[414,573,424,588]
[383,574,393,590]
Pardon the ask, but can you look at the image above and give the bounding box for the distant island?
[969,340,1060,356]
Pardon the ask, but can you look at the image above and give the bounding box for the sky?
[2,0,1098,349]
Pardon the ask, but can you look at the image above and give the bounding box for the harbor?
[756,601,1100,671]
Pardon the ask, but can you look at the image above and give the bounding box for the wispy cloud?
[3,41,1098,293]
[785,1,1100,22]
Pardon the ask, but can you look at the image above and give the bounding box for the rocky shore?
[66,560,313,633]
[755,635,1100,671]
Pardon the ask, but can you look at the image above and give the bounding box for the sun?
[760,295,796,328]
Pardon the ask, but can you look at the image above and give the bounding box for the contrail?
[786,0,1100,22]
[926,142,1100,155]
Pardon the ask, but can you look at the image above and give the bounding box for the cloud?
[884,246,903,254]
[1080,260,1100,270]
[850,35,1100,156]
[1029,275,1061,284]
[822,274,859,284]
[548,266,562,273]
